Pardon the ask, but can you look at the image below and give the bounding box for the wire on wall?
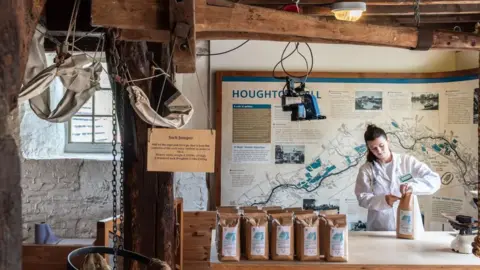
[197,40,250,56]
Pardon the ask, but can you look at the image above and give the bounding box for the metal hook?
[453,26,462,32]
[294,0,300,9]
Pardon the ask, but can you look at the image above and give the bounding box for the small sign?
[147,128,215,172]
[399,173,413,183]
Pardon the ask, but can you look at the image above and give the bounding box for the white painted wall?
[455,51,479,70]
[210,40,457,73]
[173,41,211,211]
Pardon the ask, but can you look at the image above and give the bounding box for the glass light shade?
[331,2,366,22]
[332,10,364,22]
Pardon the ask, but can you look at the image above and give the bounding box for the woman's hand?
[400,183,411,195]
[385,194,400,207]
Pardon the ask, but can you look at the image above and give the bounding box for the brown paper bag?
[217,206,239,213]
[269,212,294,260]
[240,206,259,211]
[295,213,320,261]
[397,191,415,239]
[266,209,287,214]
[294,210,314,215]
[318,214,343,257]
[240,209,263,259]
[321,214,348,262]
[319,209,339,215]
[244,211,269,260]
[217,212,241,262]
[261,206,282,212]
[284,207,303,213]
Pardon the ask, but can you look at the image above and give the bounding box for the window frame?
[63,58,121,154]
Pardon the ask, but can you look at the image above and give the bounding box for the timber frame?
[90,0,480,73]
[0,1,480,270]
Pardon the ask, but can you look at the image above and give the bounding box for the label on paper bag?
[330,227,345,257]
[276,226,291,255]
[303,226,318,256]
[399,209,413,235]
[222,227,237,257]
[250,226,266,256]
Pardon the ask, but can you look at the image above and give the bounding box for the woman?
[354,124,441,233]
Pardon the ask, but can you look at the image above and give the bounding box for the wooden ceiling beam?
[303,4,480,15]
[91,0,480,51]
[394,15,480,23]
[239,0,480,5]
[118,29,171,43]
[197,1,480,50]
[357,15,480,26]
[91,0,169,30]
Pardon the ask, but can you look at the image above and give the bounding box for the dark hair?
[364,124,387,163]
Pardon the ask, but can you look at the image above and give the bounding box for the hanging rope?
[151,37,177,129]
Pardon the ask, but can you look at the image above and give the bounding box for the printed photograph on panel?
[411,92,439,110]
[275,145,305,164]
[355,91,383,110]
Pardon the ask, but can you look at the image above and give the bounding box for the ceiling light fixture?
[331,2,367,22]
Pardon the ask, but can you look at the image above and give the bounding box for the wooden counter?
[210,230,480,269]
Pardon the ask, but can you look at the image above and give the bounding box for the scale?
[441,190,478,254]
[442,213,477,254]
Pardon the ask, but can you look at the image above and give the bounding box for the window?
[64,60,121,154]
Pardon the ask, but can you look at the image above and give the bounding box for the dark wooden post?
[148,42,176,268]
[0,1,46,269]
[105,31,174,270]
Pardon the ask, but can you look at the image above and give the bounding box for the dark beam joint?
[170,0,196,73]
[411,29,434,50]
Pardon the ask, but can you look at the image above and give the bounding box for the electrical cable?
[197,40,250,56]
[272,42,314,81]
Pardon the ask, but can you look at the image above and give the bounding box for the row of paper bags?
[216,206,348,262]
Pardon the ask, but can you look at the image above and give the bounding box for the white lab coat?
[355,152,441,236]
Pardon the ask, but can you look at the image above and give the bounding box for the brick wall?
[21,159,113,240]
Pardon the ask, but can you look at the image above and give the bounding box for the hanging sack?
[295,212,320,261]
[269,212,294,260]
[244,211,269,260]
[217,212,241,261]
[397,187,415,239]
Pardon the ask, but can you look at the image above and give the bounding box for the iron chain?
[111,32,120,269]
[118,70,125,251]
[414,0,421,28]
[111,82,118,270]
